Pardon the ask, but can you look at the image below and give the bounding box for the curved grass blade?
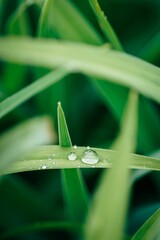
[57,102,89,221]
[0,37,159,103]
[0,145,159,175]
[89,0,123,51]
[85,91,138,240]
[1,221,82,240]
[0,67,68,119]
[131,208,160,240]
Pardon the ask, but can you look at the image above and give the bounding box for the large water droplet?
[73,145,77,149]
[81,149,99,164]
[68,152,77,161]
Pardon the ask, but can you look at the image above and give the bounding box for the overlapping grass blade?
[85,91,138,240]
[0,116,55,171]
[131,208,160,240]
[57,102,89,221]
[0,37,159,105]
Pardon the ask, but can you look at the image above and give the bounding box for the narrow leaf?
[57,102,72,147]
[85,91,138,240]
[57,102,89,221]
[0,37,159,103]
[89,0,123,51]
[0,145,159,175]
[131,208,160,240]
[0,67,68,119]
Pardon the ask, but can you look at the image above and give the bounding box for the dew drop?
[73,145,77,149]
[81,149,99,164]
[68,152,77,161]
[41,165,47,169]
[87,146,90,150]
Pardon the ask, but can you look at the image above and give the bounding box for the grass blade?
[131,208,160,240]
[85,91,138,240]
[57,102,72,147]
[53,0,102,44]
[89,0,123,51]
[0,67,68,118]
[0,37,159,104]
[0,145,159,175]
[139,30,160,64]
[57,102,89,221]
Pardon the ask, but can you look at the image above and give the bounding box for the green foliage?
[0,0,159,239]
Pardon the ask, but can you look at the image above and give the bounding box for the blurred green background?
[0,0,160,239]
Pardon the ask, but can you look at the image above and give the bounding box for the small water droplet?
[87,146,90,150]
[68,152,77,161]
[81,149,99,164]
[41,165,47,169]
[73,145,77,149]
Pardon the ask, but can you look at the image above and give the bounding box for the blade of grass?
[53,0,103,44]
[1,221,82,240]
[139,30,160,64]
[131,208,160,240]
[3,0,31,94]
[0,145,159,175]
[89,0,123,51]
[0,116,55,171]
[37,0,56,37]
[0,38,159,105]
[89,0,160,153]
[0,67,69,118]
[57,102,89,222]
[85,91,138,240]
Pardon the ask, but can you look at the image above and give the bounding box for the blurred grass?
[0,0,160,239]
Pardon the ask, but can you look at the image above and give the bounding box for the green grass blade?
[131,208,160,240]
[89,0,123,51]
[57,102,72,147]
[53,0,102,44]
[37,0,56,37]
[57,102,89,221]
[0,67,68,118]
[1,221,82,240]
[0,145,159,175]
[0,116,55,171]
[85,91,138,240]
[139,30,160,64]
[0,37,159,103]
